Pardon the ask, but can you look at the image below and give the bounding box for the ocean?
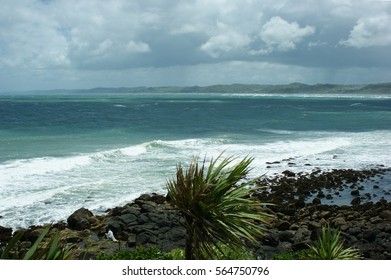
[1,92,391,229]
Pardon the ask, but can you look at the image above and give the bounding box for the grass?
[96,243,255,260]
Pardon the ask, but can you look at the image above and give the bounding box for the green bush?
[272,226,361,260]
[167,243,255,260]
[307,225,361,260]
[96,244,255,260]
[1,226,72,260]
[272,249,312,260]
[165,248,185,260]
[96,246,173,260]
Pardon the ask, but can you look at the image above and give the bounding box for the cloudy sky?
[1,0,391,92]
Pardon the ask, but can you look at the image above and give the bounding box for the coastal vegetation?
[0,226,72,260]
[96,243,254,260]
[307,224,361,260]
[166,154,272,259]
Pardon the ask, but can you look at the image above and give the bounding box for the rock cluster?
[59,193,186,259]
[1,168,390,259]
[256,200,391,259]
[255,167,391,206]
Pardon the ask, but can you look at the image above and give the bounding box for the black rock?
[67,207,94,230]
[351,190,360,196]
[278,231,294,242]
[119,213,138,226]
[107,217,125,234]
[351,197,361,205]
[312,198,321,205]
[292,242,309,252]
[294,199,306,208]
[277,221,291,231]
[363,230,378,242]
[0,225,13,242]
[317,191,326,198]
[137,213,150,224]
[282,170,295,177]
[262,232,279,247]
[348,227,362,236]
[310,228,322,241]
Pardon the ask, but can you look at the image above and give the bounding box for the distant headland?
[2,82,391,95]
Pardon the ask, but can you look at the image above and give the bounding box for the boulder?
[127,234,136,247]
[292,242,309,252]
[0,225,13,242]
[369,216,382,224]
[351,197,361,205]
[310,228,322,241]
[106,217,125,234]
[262,231,279,247]
[119,213,138,226]
[312,198,321,205]
[351,190,360,196]
[278,230,294,242]
[308,221,321,230]
[333,217,346,227]
[379,210,391,221]
[348,226,362,236]
[282,170,295,177]
[67,208,94,230]
[363,229,378,242]
[277,220,291,231]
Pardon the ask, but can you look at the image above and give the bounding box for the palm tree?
[166,154,271,260]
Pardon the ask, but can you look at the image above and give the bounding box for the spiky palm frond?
[1,226,73,260]
[308,224,361,260]
[167,154,272,259]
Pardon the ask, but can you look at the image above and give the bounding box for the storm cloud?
[0,0,390,91]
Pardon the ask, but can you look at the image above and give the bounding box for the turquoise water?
[1,92,391,228]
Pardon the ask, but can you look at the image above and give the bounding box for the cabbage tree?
[167,154,271,260]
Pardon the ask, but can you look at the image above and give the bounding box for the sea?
[1,91,391,229]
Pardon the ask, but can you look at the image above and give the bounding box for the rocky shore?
[1,168,391,260]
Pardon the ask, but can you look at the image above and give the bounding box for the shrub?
[96,244,255,260]
[307,224,361,260]
[272,249,312,260]
[167,154,272,259]
[96,246,173,260]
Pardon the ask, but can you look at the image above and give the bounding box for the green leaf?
[1,230,23,259]
[23,226,50,260]
[167,153,272,259]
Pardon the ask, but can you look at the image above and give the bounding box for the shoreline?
[1,167,391,259]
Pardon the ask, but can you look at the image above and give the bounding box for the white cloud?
[200,29,251,58]
[92,39,113,56]
[256,16,316,53]
[340,13,391,48]
[0,0,70,69]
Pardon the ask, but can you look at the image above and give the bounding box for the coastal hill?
[3,82,391,95]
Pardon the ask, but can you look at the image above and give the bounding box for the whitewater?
[0,92,390,229]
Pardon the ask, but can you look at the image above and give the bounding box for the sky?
[1,0,391,92]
